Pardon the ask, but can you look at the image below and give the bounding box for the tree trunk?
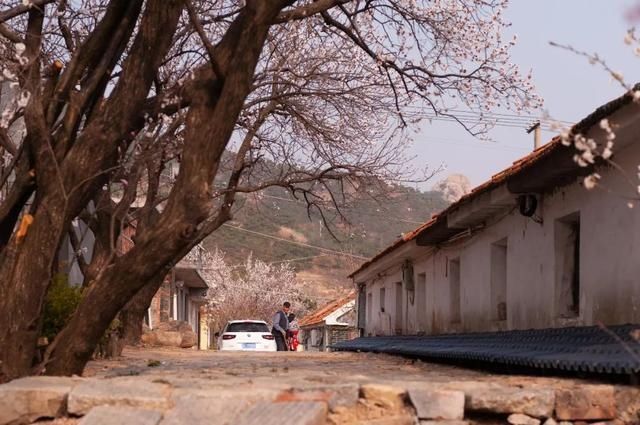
[39,0,287,377]
[43,218,191,375]
[0,0,181,380]
[121,275,164,345]
[0,196,68,380]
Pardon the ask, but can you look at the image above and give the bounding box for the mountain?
[203,181,448,301]
[433,174,471,203]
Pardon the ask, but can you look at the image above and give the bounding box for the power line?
[266,254,328,265]
[198,254,328,271]
[402,108,573,131]
[419,136,530,152]
[221,223,370,260]
[256,193,426,224]
[420,115,558,130]
[446,109,574,125]
[405,107,575,126]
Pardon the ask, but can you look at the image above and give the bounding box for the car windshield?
[226,322,270,333]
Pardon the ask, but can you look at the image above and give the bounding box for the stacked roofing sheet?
[333,324,640,375]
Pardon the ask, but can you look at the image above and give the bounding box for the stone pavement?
[1,347,639,424]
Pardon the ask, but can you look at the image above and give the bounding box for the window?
[449,258,461,324]
[490,238,508,321]
[379,287,386,313]
[311,329,321,347]
[225,322,270,333]
[367,292,372,323]
[555,212,581,318]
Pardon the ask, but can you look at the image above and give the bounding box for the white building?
[352,89,640,337]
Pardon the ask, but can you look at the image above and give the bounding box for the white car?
[217,320,277,352]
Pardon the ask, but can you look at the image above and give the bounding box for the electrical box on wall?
[402,260,414,291]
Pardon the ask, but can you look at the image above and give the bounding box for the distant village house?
[299,293,358,351]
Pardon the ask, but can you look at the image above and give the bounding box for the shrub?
[42,274,82,341]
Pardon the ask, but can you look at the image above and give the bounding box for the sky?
[413,0,640,189]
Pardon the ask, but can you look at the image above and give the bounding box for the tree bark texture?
[43,1,289,377]
[121,274,165,346]
[0,0,178,380]
[0,0,293,379]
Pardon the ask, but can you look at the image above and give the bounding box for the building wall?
[148,274,209,349]
[329,326,359,348]
[199,306,210,350]
[336,308,357,327]
[148,278,171,329]
[301,325,358,351]
[301,326,324,351]
[361,140,640,336]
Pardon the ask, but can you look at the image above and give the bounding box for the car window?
[226,322,270,332]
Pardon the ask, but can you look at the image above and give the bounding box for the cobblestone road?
[2,347,638,424]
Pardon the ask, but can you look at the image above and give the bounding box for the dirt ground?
[83,346,607,390]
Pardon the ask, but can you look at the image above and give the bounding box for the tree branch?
[0,22,21,42]
[274,0,351,23]
[0,0,54,24]
[184,0,222,79]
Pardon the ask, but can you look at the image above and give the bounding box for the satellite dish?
[518,194,537,217]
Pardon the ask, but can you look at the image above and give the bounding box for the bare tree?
[0,0,539,379]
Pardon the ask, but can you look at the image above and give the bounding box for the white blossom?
[2,69,16,80]
[625,32,634,45]
[17,91,30,108]
[583,173,600,190]
[14,43,25,55]
[612,71,624,82]
[199,247,315,332]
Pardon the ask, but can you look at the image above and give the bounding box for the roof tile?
[299,292,356,327]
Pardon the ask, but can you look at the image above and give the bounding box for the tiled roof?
[348,138,562,278]
[349,84,640,279]
[298,292,356,328]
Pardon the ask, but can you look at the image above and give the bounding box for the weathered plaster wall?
[360,138,640,336]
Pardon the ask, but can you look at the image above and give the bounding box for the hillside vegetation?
[203,183,448,300]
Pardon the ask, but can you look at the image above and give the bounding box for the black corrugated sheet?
[332,324,640,375]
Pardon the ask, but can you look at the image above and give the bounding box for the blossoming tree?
[200,249,313,336]
[549,29,640,198]
[0,0,539,378]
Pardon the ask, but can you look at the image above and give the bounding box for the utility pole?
[526,122,541,150]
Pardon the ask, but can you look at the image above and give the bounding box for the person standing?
[272,302,290,351]
[286,313,300,352]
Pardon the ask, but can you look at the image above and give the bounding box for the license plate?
[241,343,256,349]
